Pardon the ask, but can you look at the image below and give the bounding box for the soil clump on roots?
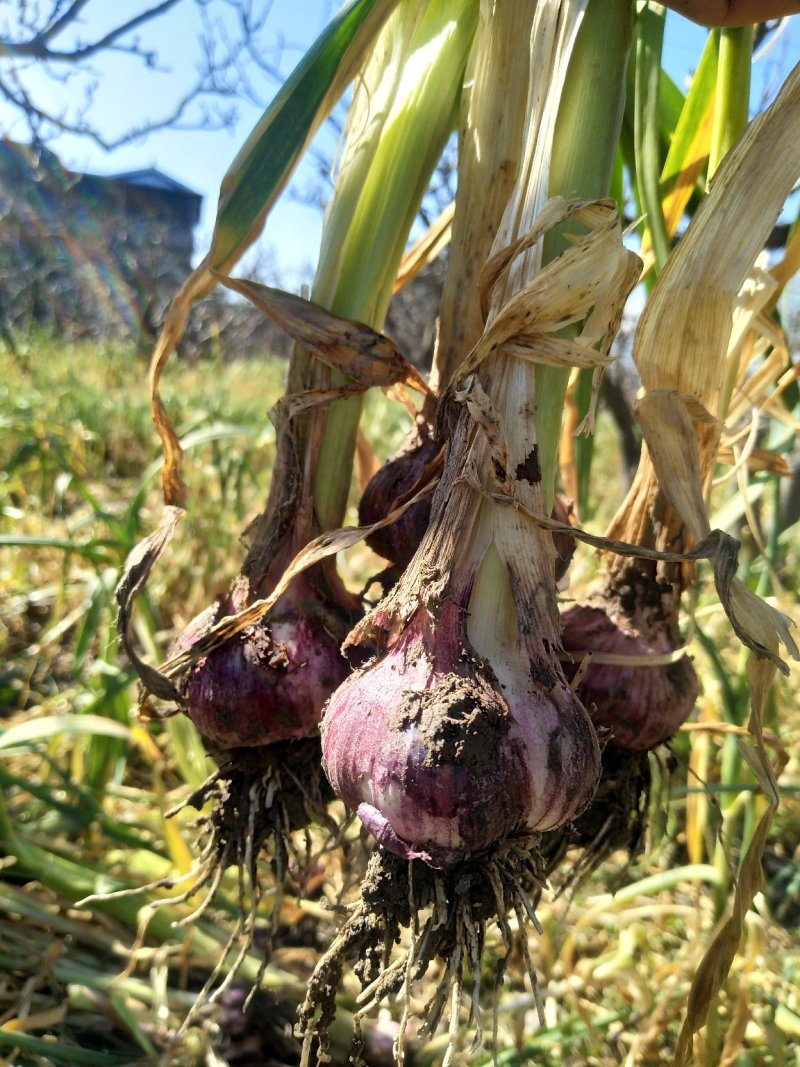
[197,737,335,854]
[299,837,547,1067]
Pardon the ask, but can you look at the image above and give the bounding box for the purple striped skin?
[321,605,600,869]
[174,583,351,750]
[560,602,698,751]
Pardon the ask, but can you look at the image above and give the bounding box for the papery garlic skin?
[321,606,600,869]
[560,600,698,751]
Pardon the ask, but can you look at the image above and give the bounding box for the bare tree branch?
[33,0,94,46]
[1,1,182,60]
[0,0,274,148]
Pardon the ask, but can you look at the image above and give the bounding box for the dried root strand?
[299,836,548,1065]
[179,740,337,1025]
[80,738,336,1032]
[299,904,371,1067]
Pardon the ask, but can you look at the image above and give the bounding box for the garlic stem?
[432,0,536,393]
[537,0,634,507]
[311,0,478,531]
[468,0,632,627]
[708,25,753,177]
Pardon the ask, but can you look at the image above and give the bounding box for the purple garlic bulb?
[358,420,440,571]
[560,592,698,751]
[174,578,351,750]
[321,603,600,868]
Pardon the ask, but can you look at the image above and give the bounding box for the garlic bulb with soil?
[119,354,364,1018]
[560,572,698,751]
[302,193,640,1061]
[323,598,599,869]
[303,394,605,1064]
[540,556,697,888]
[301,0,642,1049]
[133,551,356,1018]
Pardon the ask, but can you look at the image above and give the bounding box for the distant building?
[75,165,202,269]
[0,140,201,344]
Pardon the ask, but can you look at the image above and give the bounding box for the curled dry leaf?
[116,505,185,704]
[150,270,215,507]
[456,198,641,388]
[715,448,791,479]
[457,198,642,447]
[270,384,369,429]
[216,275,430,396]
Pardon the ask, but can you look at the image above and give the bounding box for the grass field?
[1,334,799,1067]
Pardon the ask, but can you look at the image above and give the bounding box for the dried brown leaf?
[273,385,366,423]
[216,275,429,395]
[393,202,454,295]
[634,63,800,410]
[636,391,797,670]
[149,266,215,507]
[715,447,790,477]
[767,222,800,309]
[466,200,640,384]
[719,979,750,1067]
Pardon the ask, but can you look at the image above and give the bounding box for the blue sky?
[1,3,798,283]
